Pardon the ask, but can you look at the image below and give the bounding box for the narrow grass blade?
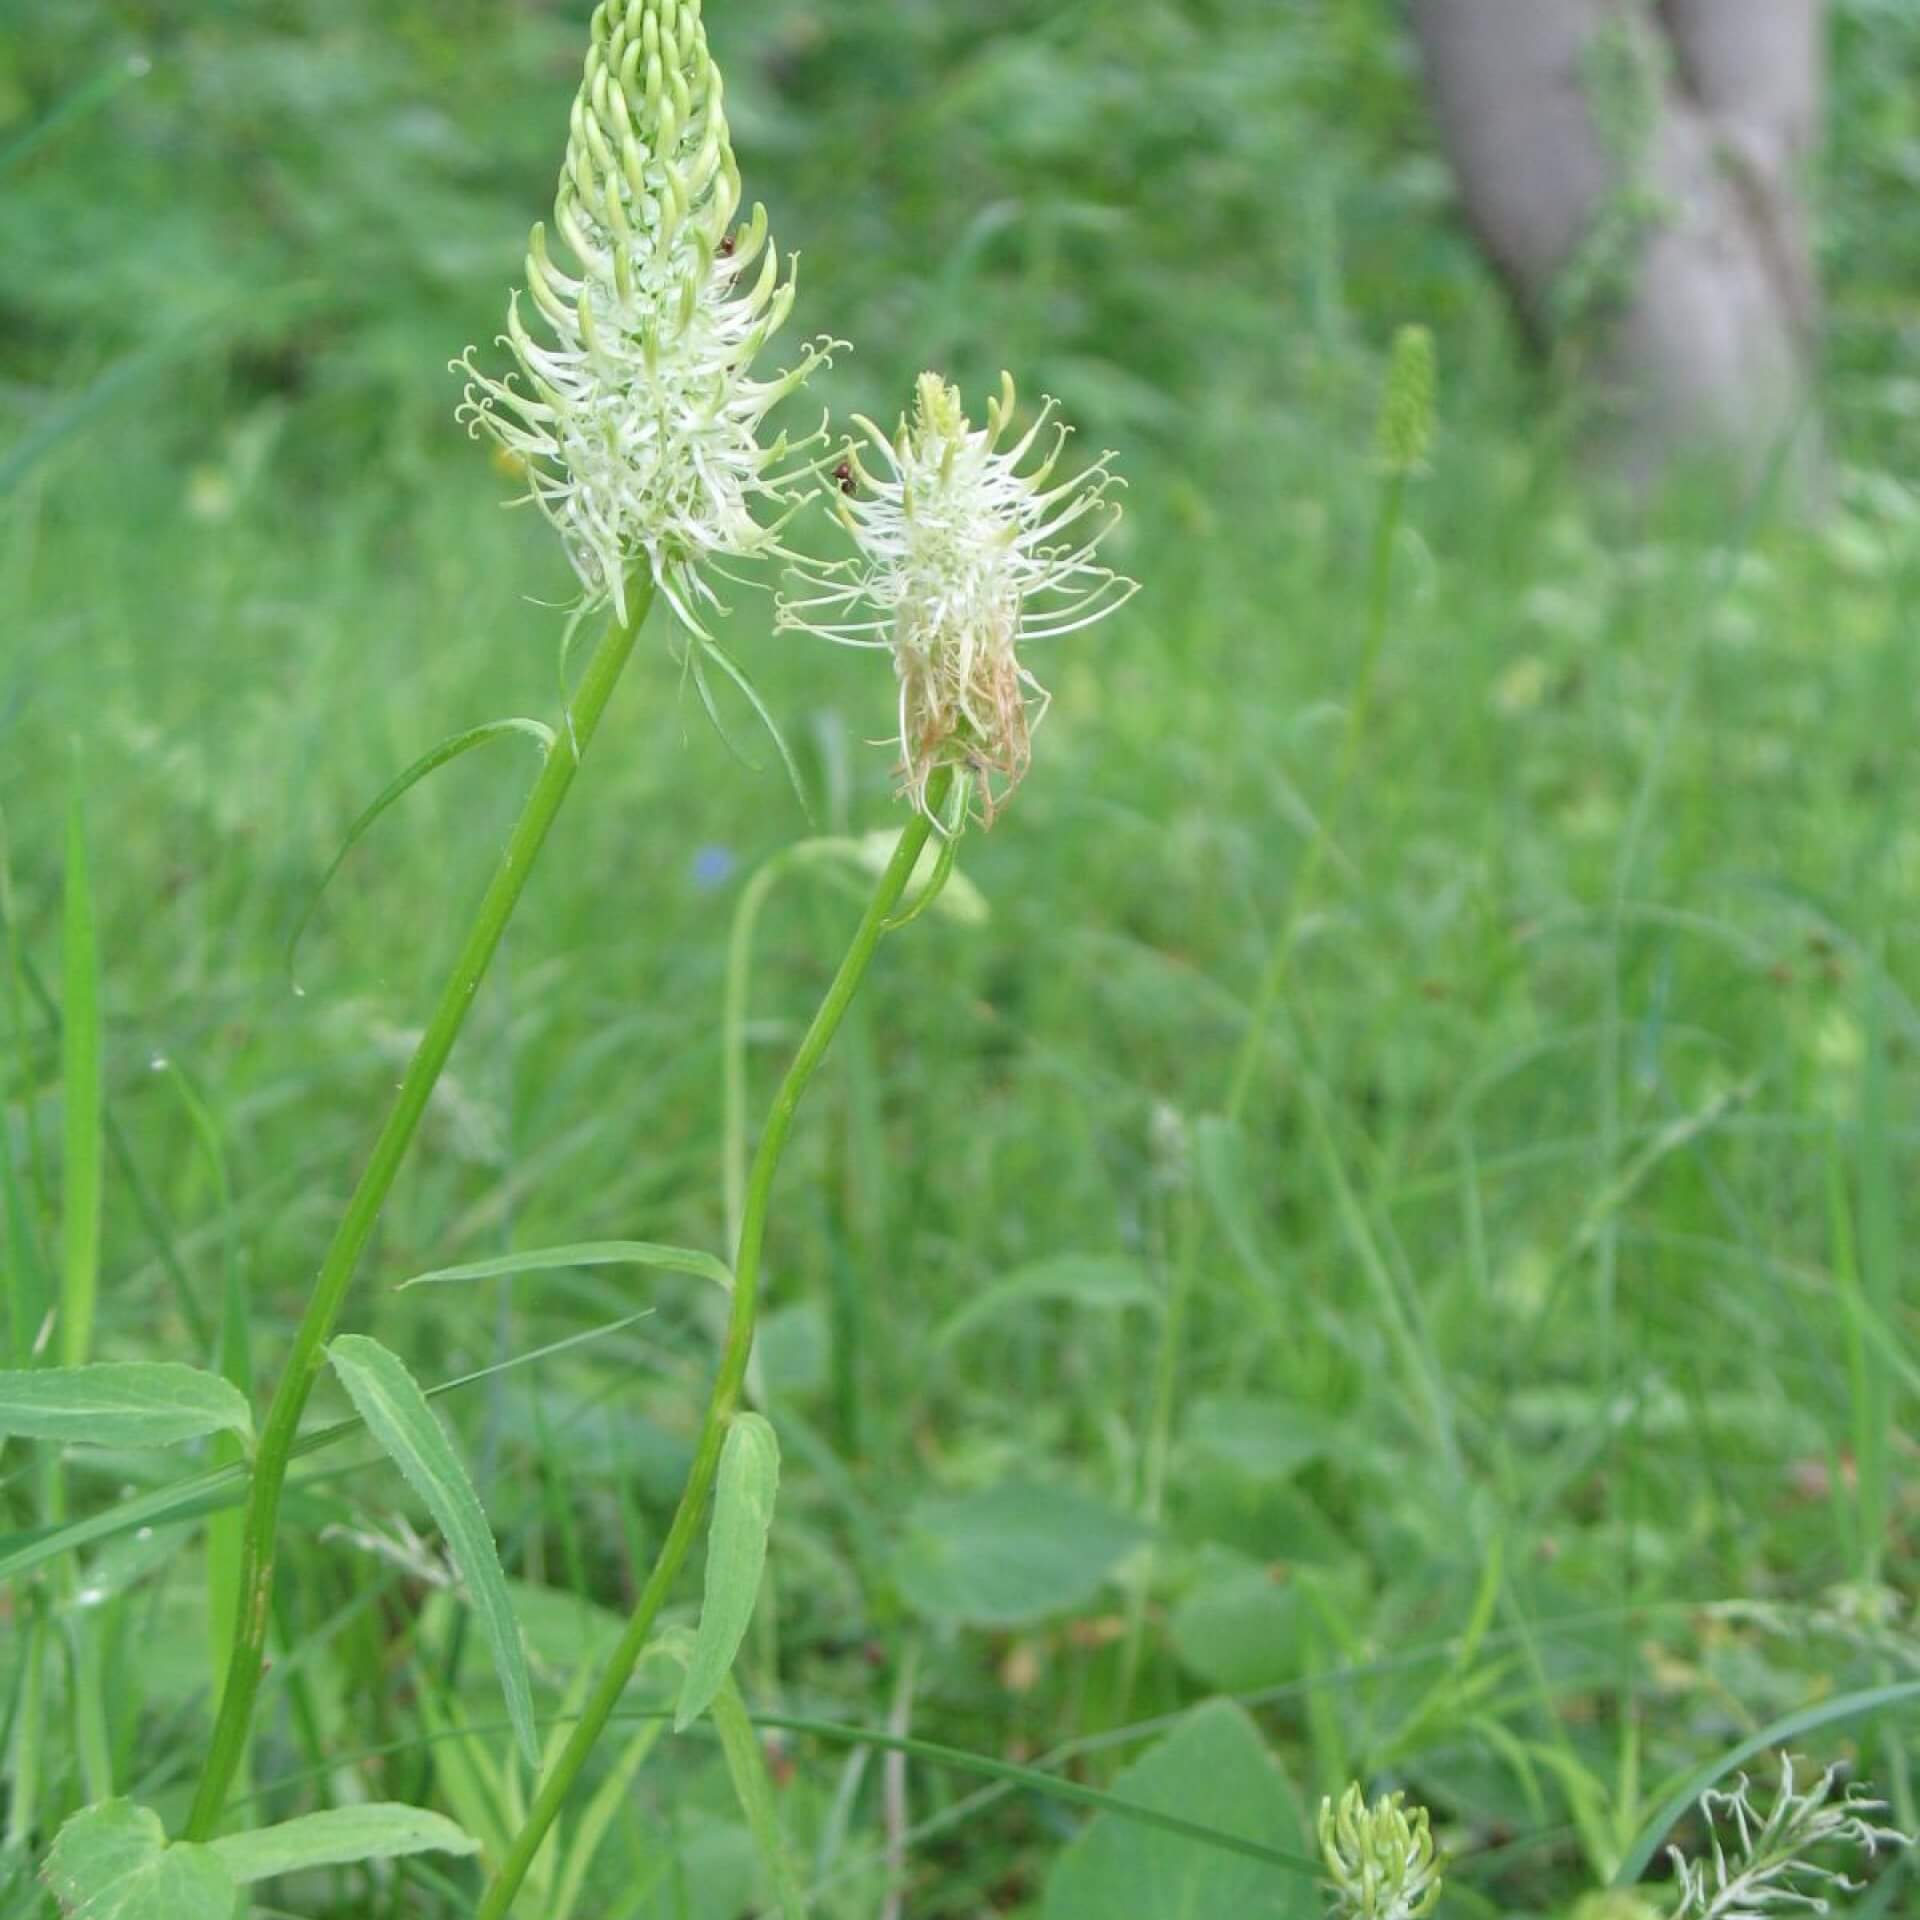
[698,634,812,820]
[933,1254,1158,1352]
[0,1112,48,1370]
[0,1361,251,1448]
[60,761,102,1369]
[397,1240,731,1294]
[0,52,150,175]
[285,718,556,988]
[677,1412,780,1730]
[711,1677,808,1920]
[1611,1680,1920,1889]
[327,1334,538,1766]
[550,1714,669,1920]
[292,1700,1325,1878]
[210,1805,479,1883]
[1852,974,1897,1581]
[151,1060,252,1705]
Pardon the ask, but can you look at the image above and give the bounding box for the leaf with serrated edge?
[0,1363,252,1449]
[328,1335,537,1764]
[210,1805,478,1884]
[43,1800,238,1920]
[676,1412,780,1730]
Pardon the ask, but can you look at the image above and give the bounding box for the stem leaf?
[0,1362,252,1449]
[285,718,556,988]
[327,1334,538,1766]
[676,1412,780,1731]
[397,1239,730,1295]
[209,1804,479,1884]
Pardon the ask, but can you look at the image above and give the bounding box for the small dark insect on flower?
[834,460,856,495]
[717,234,735,257]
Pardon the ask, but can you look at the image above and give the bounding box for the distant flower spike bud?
[777,371,1136,825]
[1376,324,1437,477]
[1318,1785,1445,1920]
[454,0,839,632]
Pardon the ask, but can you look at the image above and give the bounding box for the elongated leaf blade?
[710,1677,807,1920]
[209,1805,478,1885]
[397,1240,731,1294]
[0,1363,252,1449]
[286,718,555,987]
[61,764,102,1369]
[676,1412,780,1730]
[327,1335,537,1765]
[0,1310,653,1584]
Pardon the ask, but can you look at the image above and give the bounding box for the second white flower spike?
[780,372,1136,823]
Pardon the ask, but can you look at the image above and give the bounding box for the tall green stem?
[475,767,950,1920]
[185,586,654,1838]
[1221,468,1404,1123]
[1119,471,1408,1710]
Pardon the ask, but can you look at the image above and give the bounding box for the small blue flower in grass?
[691,844,736,889]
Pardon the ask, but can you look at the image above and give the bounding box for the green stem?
[184,585,653,1839]
[475,767,950,1920]
[1222,468,1404,1123]
[1119,468,1409,1709]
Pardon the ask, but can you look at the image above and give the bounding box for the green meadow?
[1,2,1916,1915]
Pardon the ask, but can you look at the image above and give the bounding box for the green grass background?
[2,1,1917,1914]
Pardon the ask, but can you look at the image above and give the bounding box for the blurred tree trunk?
[1409,0,1824,494]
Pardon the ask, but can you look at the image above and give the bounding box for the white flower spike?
[1666,1757,1907,1920]
[778,372,1135,824]
[455,0,837,634]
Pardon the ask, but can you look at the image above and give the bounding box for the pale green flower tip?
[1318,1785,1444,1920]
[1376,323,1437,476]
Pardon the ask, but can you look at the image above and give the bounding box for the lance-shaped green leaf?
[327,1335,537,1765]
[209,1804,478,1884]
[0,1364,253,1450]
[397,1239,730,1295]
[43,1800,238,1920]
[676,1411,780,1730]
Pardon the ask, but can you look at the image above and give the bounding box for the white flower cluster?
[1667,1757,1907,1920]
[778,372,1134,822]
[455,0,835,632]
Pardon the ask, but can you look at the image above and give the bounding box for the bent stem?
[475,766,952,1920]
[185,584,655,1839]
